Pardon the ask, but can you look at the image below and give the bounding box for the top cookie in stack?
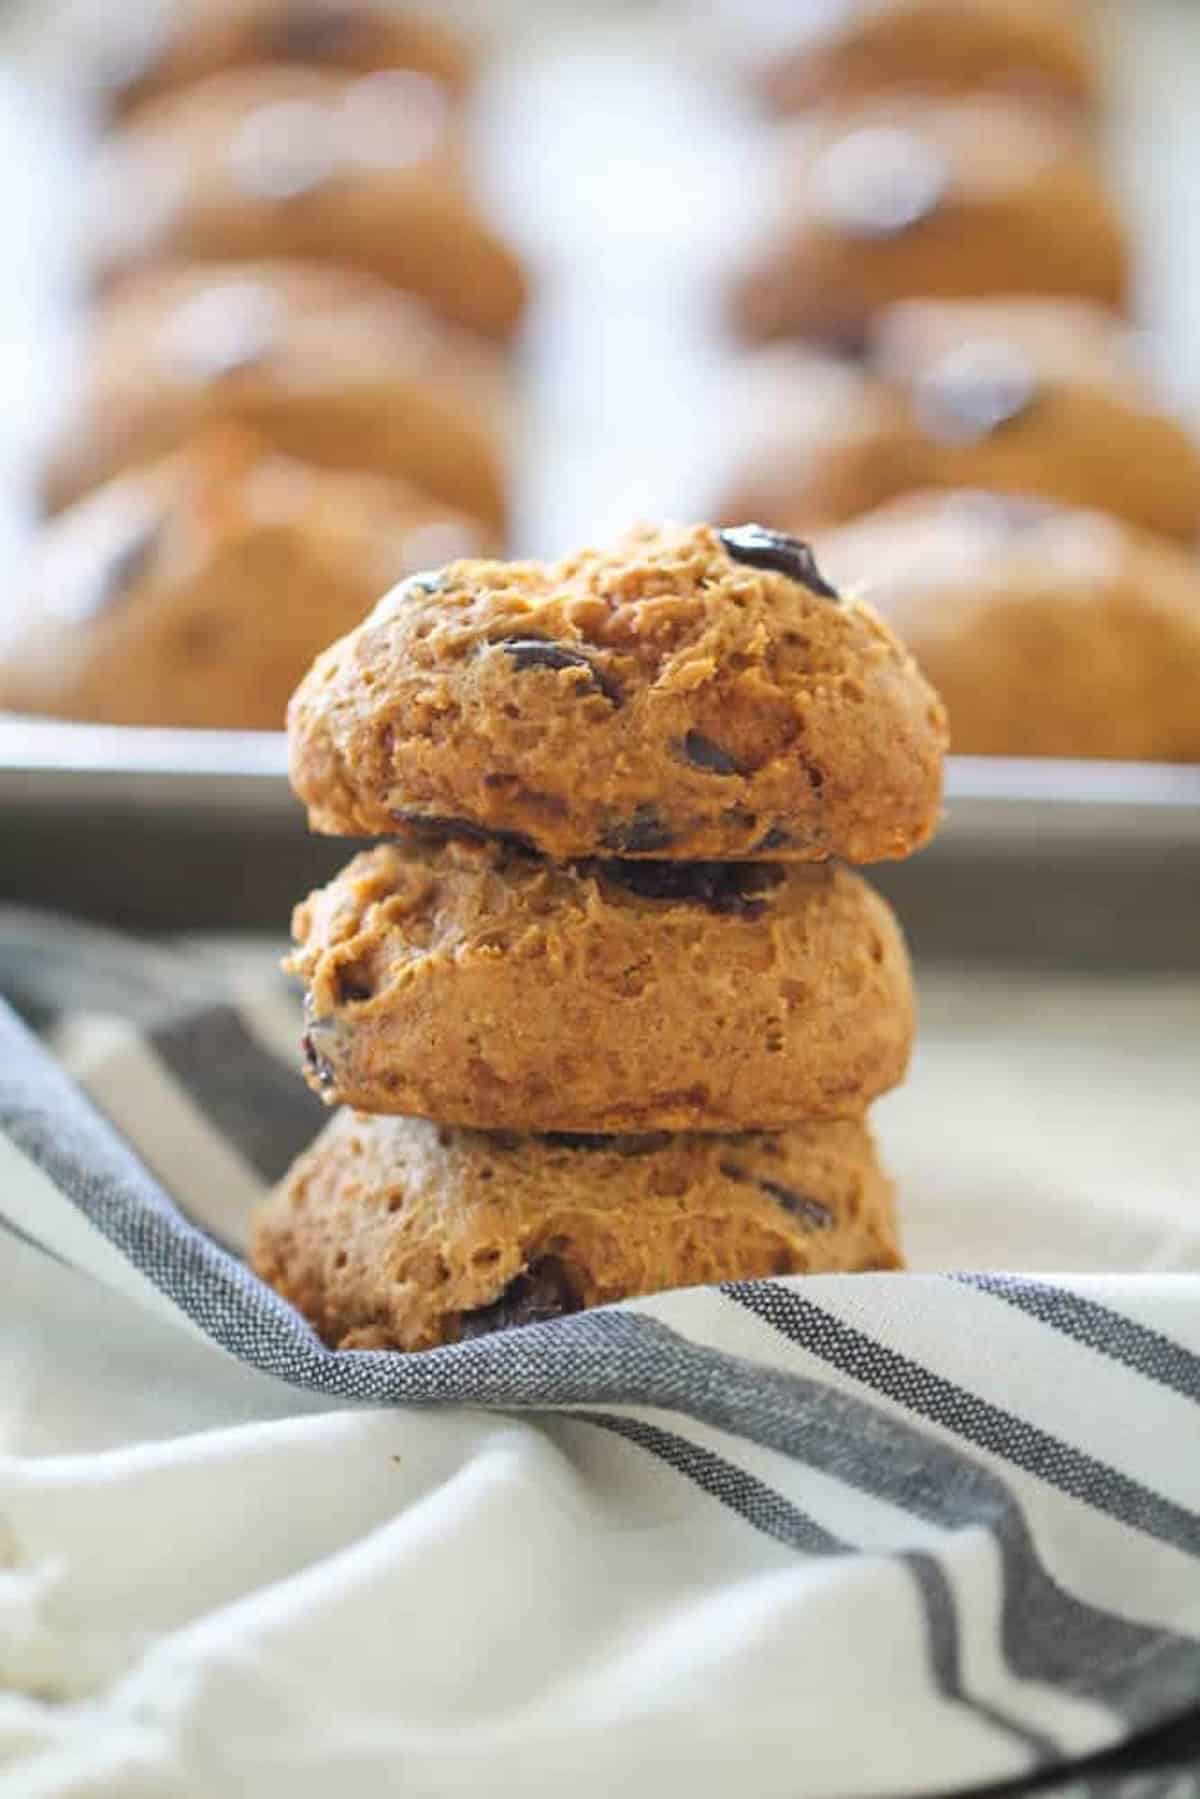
[288,521,946,865]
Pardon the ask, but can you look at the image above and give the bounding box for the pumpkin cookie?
[730,97,1129,349]
[0,429,495,731]
[754,0,1099,117]
[818,490,1200,760]
[251,1107,901,1351]
[90,66,526,339]
[287,522,947,863]
[719,301,1200,542]
[288,837,915,1130]
[100,0,474,119]
[42,261,512,525]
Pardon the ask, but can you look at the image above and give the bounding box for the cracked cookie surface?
[287,521,947,863]
[288,837,915,1130]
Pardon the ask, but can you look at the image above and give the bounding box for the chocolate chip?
[301,1031,336,1090]
[720,1163,833,1231]
[389,812,536,855]
[381,569,444,609]
[545,1132,673,1156]
[332,967,372,1005]
[678,730,743,776]
[261,1,363,61]
[719,527,839,598]
[597,860,780,919]
[458,1258,579,1340]
[915,340,1038,444]
[754,825,792,853]
[599,806,674,854]
[499,637,621,704]
[756,1178,834,1230]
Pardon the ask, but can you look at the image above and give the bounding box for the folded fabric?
[1,909,1198,1799]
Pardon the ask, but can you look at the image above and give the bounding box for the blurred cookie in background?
[96,0,475,120]
[1,429,496,732]
[89,65,528,340]
[816,490,1200,761]
[729,96,1129,349]
[42,261,513,529]
[717,300,1200,541]
[743,0,1100,119]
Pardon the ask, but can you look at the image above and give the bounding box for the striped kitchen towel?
[1,907,1198,1799]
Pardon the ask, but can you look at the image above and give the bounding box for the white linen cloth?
[1,916,1199,1799]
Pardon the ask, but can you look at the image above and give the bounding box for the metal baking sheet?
[0,0,1198,962]
[4,716,1200,842]
[3,717,1198,964]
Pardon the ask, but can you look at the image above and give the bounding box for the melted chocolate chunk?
[262,1,363,61]
[679,730,743,776]
[301,1031,336,1090]
[333,968,372,1005]
[500,637,621,704]
[598,860,780,919]
[599,806,675,855]
[458,1258,579,1340]
[756,1178,834,1230]
[390,812,536,855]
[380,569,444,610]
[545,1132,673,1156]
[720,1164,833,1230]
[406,569,445,595]
[719,527,840,598]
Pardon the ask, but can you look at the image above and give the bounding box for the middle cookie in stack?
[252,522,948,1351]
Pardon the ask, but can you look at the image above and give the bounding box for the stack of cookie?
[2,0,526,732]
[250,522,948,1351]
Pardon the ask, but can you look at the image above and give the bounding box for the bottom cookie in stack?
[249,1110,902,1352]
